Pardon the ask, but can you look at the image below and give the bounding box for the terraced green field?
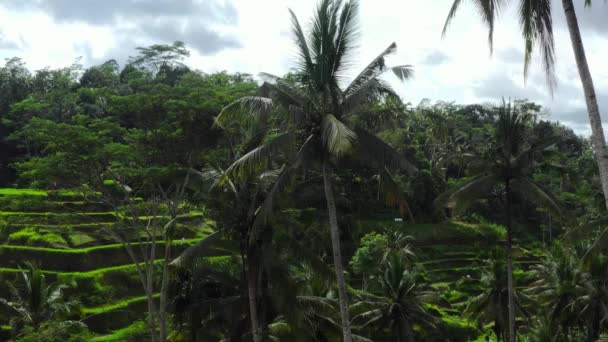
[0,189,542,340]
[0,189,209,340]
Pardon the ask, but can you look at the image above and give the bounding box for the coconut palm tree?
[466,253,528,342]
[442,0,608,214]
[528,245,590,340]
[171,165,282,342]
[350,255,435,342]
[215,1,415,340]
[436,102,562,341]
[0,264,75,336]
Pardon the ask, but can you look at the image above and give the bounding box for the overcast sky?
[0,0,607,135]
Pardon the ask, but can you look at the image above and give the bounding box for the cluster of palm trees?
[167,0,583,341]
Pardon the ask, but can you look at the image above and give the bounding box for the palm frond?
[378,167,415,222]
[331,0,360,80]
[169,231,237,268]
[343,78,403,115]
[226,131,294,180]
[322,114,356,156]
[216,96,273,128]
[259,73,307,107]
[289,9,314,76]
[343,42,398,97]
[511,178,562,218]
[435,174,499,215]
[250,135,316,239]
[519,0,556,92]
[442,0,466,37]
[354,127,416,174]
[391,65,414,81]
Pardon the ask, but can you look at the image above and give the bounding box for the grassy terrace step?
[0,200,110,213]
[0,255,232,308]
[0,211,116,225]
[82,294,158,333]
[0,239,199,271]
[2,223,210,249]
[0,188,90,201]
[91,320,147,341]
[0,211,204,225]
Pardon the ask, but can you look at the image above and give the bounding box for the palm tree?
[350,255,435,342]
[442,0,608,213]
[528,246,590,340]
[436,102,562,341]
[0,264,75,336]
[465,253,527,342]
[171,165,282,342]
[216,1,415,340]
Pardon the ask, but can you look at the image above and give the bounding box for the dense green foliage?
[1,0,607,341]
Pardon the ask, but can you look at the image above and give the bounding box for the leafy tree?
[10,116,131,188]
[128,41,190,75]
[217,1,415,339]
[437,102,562,341]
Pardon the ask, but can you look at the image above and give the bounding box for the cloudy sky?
[0,0,607,135]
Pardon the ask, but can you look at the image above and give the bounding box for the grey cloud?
[473,72,546,101]
[0,0,240,57]
[0,39,18,50]
[422,50,449,66]
[0,31,19,49]
[137,19,240,55]
[498,47,523,65]
[472,68,608,132]
[553,1,608,35]
[2,0,237,25]
[547,93,608,125]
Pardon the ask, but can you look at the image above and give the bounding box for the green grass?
[0,260,162,276]
[0,188,47,196]
[90,320,147,341]
[356,220,506,245]
[82,294,159,315]
[0,211,114,217]
[0,238,200,254]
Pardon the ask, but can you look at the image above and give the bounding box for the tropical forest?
[1,0,608,341]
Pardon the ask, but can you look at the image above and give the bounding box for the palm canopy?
[0,263,75,332]
[216,0,416,224]
[466,254,528,340]
[350,255,436,342]
[436,102,562,217]
[442,0,556,90]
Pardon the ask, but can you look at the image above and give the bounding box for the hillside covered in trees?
[1,0,608,341]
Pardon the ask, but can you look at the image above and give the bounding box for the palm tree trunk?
[322,160,353,342]
[505,179,515,342]
[562,0,608,210]
[247,254,262,342]
[159,240,171,342]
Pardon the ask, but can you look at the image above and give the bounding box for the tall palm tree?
[436,102,562,341]
[0,264,75,336]
[442,0,608,212]
[350,255,436,342]
[466,253,528,342]
[216,1,415,340]
[172,164,282,342]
